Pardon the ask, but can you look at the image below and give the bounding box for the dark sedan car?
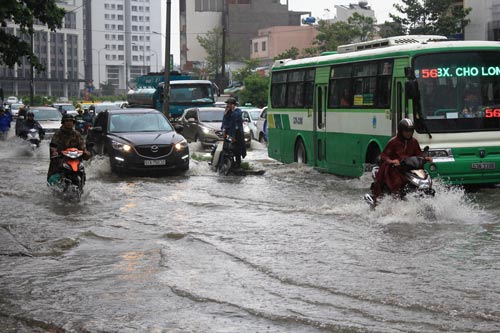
[87,108,189,174]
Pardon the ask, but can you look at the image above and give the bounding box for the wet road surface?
[1,128,500,333]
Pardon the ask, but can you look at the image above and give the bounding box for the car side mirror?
[92,126,103,133]
[174,124,183,133]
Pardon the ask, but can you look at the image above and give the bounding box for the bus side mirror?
[404,67,415,79]
[405,80,419,100]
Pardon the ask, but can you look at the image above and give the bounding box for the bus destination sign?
[416,66,500,78]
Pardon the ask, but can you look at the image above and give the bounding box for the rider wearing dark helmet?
[47,114,92,181]
[221,97,246,168]
[370,118,432,205]
[19,111,45,140]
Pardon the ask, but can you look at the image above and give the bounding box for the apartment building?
[0,0,83,99]
[84,0,163,92]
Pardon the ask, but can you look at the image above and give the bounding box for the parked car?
[255,106,267,143]
[28,106,62,139]
[52,103,77,116]
[240,106,262,141]
[6,96,18,104]
[87,108,189,174]
[180,107,251,148]
[9,103,24,117]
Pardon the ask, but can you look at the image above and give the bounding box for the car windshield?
[199,110,224,122]
[61,105,75,111]
[249,110,261,120]
[95,104,121,114]
[109,113,173,132]
[31,108,62,121]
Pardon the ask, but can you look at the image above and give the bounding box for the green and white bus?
[267,35,500,185]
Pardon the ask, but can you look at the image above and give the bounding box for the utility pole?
[30,31,34,106]
[162,0,171,117]
[220,0,227,91]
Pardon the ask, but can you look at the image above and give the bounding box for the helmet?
[225,97,238,105]
[26,111,34,118]
[61,114,76,124]
[398,118,414,132]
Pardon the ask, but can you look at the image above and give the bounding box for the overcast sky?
[165,0,401,66]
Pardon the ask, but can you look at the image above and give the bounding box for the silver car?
[30,107,62,139]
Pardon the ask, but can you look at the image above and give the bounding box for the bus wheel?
[295,140,307,164]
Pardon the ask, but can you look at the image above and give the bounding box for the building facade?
[84,0,163,93]
[179,0,308,72]
[464,0,500,40]
[331,2,375,23]
[250,26,318,66]
[0,0,83,99]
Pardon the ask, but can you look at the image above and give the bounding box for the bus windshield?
[414,51,500,133]
[170,84,214,104]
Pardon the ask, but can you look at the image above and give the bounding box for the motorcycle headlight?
[174,138,188,151]
[111,140,132,152]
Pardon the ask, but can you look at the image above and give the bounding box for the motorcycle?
[364,149,435,207]
[76,119,91,136]
[25,128,41,149]
[48,143,92,201]
[209,136,235,176]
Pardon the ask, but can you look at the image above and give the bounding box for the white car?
[9,103,24,117]
[30,106,62,139]
[6,96,18,104]
[240,107,262,141]
[255,106,267,143]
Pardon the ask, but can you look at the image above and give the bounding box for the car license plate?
[144,159,166,166]
[471,162,496,170]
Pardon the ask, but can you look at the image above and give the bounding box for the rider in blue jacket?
[0,107,12,138]
[221,97,246,168]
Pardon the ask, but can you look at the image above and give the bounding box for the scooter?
[48,143,92,201]
[25,128,41,149]
[364,150,435,207]
[209,136,235,176]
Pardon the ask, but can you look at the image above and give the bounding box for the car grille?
[135,144,172,158]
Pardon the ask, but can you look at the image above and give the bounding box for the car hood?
[201,122,222,131]
[108,131,183,145]
[38,121,61,130]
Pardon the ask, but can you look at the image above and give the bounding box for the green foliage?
[312,13,376,54]
[196,26,239,75]
[238,74,269,108]
[100,81,116,96]
[274,47,300,60]
[232,58,260,83]
[18,95,57,106]
[348,12,376,42]
[0,0,66,71]
[378,21,406,38]
[390,0,471,36]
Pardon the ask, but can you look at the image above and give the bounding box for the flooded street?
[1,129,500,333]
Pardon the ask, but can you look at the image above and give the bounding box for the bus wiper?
[415,113,432,139]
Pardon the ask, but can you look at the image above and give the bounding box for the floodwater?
[1,127,499,333]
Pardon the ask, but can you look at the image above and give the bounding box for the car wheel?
[259,133,267,143]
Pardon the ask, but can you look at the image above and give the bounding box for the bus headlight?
[428,148,454,162]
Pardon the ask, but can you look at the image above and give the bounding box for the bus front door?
[392,79,405,136]
[313,84,328,169]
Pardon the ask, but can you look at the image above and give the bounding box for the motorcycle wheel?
[218,156,232,176]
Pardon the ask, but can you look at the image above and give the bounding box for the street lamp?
[92,47,105,90]
[151,50,158,72]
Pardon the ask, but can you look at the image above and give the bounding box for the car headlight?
[111,140,132,152]
[201,126,214,134]
[174,138,188,151]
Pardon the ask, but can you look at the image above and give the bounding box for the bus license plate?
[144,159,166,166]
[471,162,495,170]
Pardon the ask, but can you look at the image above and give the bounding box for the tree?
[274,47,300,60]
[232,58,260,83]
[314,20,357,54]
[0,0,66,71]
[378,21,406,38]
[390,0,471,36]
[348,12,376,42]
[196,26,239,76]
[238,74,269,108]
